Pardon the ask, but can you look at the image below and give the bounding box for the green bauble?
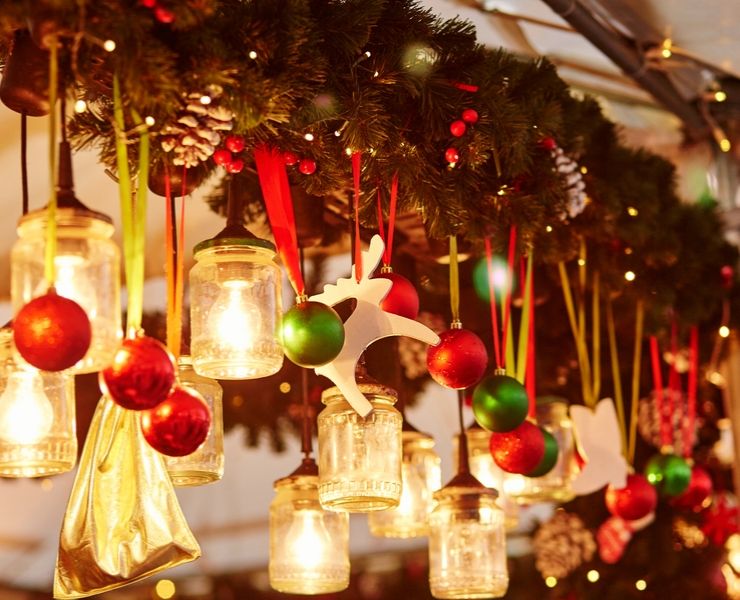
[527,427,559,477]
[281,301,345,367]
[644,453,692,497]
[472,373,529,433]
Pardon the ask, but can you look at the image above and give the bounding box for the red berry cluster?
[213,135,247,173]
[138,0,175,23]
[284,151,317,175]
[445,108,479,166]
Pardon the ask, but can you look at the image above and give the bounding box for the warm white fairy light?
[577,258,586,266]
[145,116,156,127]
[720,138,731,153]
[715,90,727,102]
[74,99,87,113]
[587,570,600,583]
[103,39,116,52]
[636,579,647,591]
[660,38,673,58]
[545,577,558,588]
[625,270,636,282]
[719,325,730,338]
[546,225,553,232]
[200,95,212,105]
[627,206,638,216]
[279,382,291,394]
[248,50,258,59]
[154,579,176,599]
[304,133,315,142]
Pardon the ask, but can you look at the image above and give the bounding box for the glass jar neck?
[321,382,398,407]
[193,243,276,263]
[18,208,115,239]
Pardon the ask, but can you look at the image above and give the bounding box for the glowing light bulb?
[587,569,600,583]
[208,280,261,352]
[545,576,558,588]
[635,579,647,591]
[719,325,730,338]
[286,510,333,570]
[0,370,54,444]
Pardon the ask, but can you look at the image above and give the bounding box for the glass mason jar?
[455,425,519,530]
[504,397,577,504]
[11,206,121,373]
[369,429,442,538]
[0,328,76,477]
[189,238,283,380]
[269,470,350,594]
[317,380,402,512]
[165,355,224,486]
[428,482,509,599]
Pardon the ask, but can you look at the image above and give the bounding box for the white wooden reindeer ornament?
[310,235,440,417]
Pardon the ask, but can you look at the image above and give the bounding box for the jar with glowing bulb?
[503,397,577,504]
[317,375,403,511]
[454,423,519,529]
[165,355,224,486]
[189,237,283,380]
[11,205,121,373]
[368,428,442,538]
[269,468,350,594]
[0,328,76,477]
[428,474,508,599]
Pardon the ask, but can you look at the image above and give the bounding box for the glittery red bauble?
[213,149,232,165]
[284,151,299,166]
[100,336,175,410]
[226,158,244,174]
[672,466,714,512]
[299,158,316,175]
[427,328,488,390]
[539,137,557,150]
[489,420,545,474]
[605,474,657,521]
[13,290,91,371]
[375,271,419,319]
[450,120,466,137]
[461,108,479,124]
[445,147,459,164]
[225,135,245,153]
[141,385,211,457]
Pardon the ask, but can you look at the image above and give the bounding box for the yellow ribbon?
[628,300,645,464]
[607,297,628,459]
[449,235,460,323]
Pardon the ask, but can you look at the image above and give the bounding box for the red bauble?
[539,136,557,150]
[225,135,245,153]
[299,158,316,175]
[427,328,488,390]
[141,385,211,457]
[672,466,714,512]
[461,108,479,124]
[489,420,545,474]
[375,271,419,319]
[13,290,91,371]
[213,149,232,165]
[226,158,244,174]
[284,151,299,166]
[154,6,175,23]
[445,147,459,164]
[450,120,466,137]
[605,474,658,521]
[100,336,175,410]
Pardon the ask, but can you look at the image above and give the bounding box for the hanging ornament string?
[254,144,305,297]
[164,167,186,357]
[627,300,645,464]
[484,236,502,370]
[606,298,628,458]
[685,325,699,459]
[375,172,399,267]
[352,152,363,281]
[21,112,29,215]
[502,225,517,374]
[649,335,670,450]
[449,236,460,324]
[44,37,58,287]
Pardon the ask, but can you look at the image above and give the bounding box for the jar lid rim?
[19,206,114,226]
[321,382,398,404]
[193,236,276,254]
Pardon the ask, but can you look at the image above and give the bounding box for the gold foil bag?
[54,398,200,598]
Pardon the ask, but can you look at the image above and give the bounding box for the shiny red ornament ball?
[605,474,658,521]
[461,108,479,124]
[213,149,232,165]
[299,158,316,175]
[427,328,488,390]
[226,159,244,174]
[539,137,557,150]
[450,120,466,137]
[445,147,460,164]
[141,385,211,457]
[154,6,175,23]
[100,336,175,410]
[225,135,245,153]
[13,290,91,371]
[489,420,545,474]
[376,271,419,319]
[284,151,299,166]
[672,466,714,512]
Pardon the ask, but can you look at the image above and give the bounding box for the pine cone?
[533,510,596,579]
[550,146,588,220]
[159,85,234,168]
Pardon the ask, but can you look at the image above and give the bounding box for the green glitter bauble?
[281,301,345,367]
[644,453,692,497]
[472,373,529,433]
[527,427,559,477]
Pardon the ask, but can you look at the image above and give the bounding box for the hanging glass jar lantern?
[454,422,519,530]
[269,460,350,594]
[317,370,402,511]
[189,186,283,380]
[165,355,225,486]
[369,425,442,538]
[11,141,121,374]
[0,328,76,477]
[503,397,577,504]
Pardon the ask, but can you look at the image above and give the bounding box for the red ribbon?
[526,257,536,418]
[668,319,680,423]
[685,325,698,458]
[376,173,399,267]
[484,236,502,369]
[650,336,671,448]
[352,152,363,281]
[254,144,305,296]
[451,81,479,93]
